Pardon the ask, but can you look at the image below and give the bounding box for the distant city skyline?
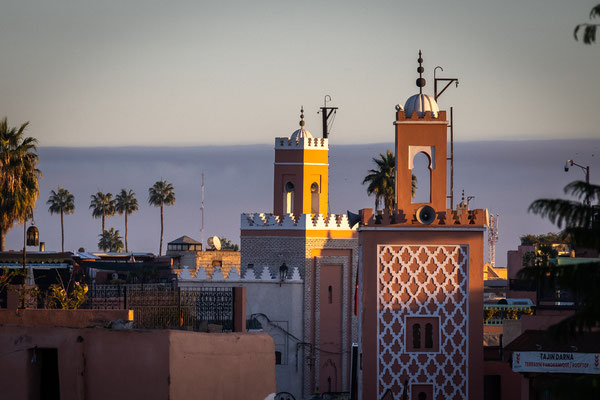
[1,1,598,147]
[3,139,599,268]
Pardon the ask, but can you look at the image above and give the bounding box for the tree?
[148,180,176,256]
[519,180,600,397]
[115,189,138,252]
[574,4,600,44]
[89,192,115,235]
[0,118,41,251]
[98,228,123,252]
[219,237,239,251]
[362,150,416,214]
[47,187,75,252]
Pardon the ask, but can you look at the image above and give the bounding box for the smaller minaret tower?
[273,107,329,216]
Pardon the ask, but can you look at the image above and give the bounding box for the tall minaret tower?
[273,107,329,216]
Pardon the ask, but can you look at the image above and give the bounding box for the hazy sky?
[1,0,599,146]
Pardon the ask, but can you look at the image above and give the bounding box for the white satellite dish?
[208,236,221,251]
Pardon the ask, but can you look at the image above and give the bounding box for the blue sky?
[1,0,599,146]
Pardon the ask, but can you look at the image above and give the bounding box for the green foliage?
[362,150,416,213]
[47,281,88,309]
[115,189,138,252]
[90,192,116,233]
[219,237,239,251]
[47,187,75,252]
[519,232,566,246]
[98,228,124,252]
[0,117,41,251]
[520,180,600,337]
[574,4,600,44]
[148,180,176,256]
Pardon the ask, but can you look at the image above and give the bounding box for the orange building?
[356,53,488,400]
[241,108,358,398]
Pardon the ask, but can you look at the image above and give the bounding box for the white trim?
[274,162,329,166]
[360,226,485,232]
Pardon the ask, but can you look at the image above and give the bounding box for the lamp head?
[564,160,571,172]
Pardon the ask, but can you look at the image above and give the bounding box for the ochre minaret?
[273,107,329,216]
[357,52,487,400]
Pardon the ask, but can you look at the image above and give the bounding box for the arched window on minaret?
[411,152,431,203]
[284,181,295,214]
[311,182,320,214]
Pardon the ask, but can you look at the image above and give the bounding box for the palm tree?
[89,192,115,235]
[362,150,417,214]
[148,180,176,256]
[520,180,600,397]
[115,189,138,252]
[98,228,123,252]
[0,118,41,251]
[47,187,75,252]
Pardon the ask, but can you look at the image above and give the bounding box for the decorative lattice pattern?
[377,245,469,400]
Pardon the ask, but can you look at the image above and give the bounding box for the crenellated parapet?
[394,109,447,124]
[274,136,328,150]
[177,265,303,282]
[359,208,489,228]
[241,212,356,231]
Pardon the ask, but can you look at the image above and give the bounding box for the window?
[406,317,439,352]
[275,351,282,365]
[311,182,319,214]
[284,181,295,214]
[411,152,431,203]
[411,384,433,400]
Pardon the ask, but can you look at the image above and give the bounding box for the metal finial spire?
[416,50,425,94]
[299,106,305,128]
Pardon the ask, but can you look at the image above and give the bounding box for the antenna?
[434,65,459,210]
[488,213,500,268]
[201,172,205,251]
[318,95,338,139]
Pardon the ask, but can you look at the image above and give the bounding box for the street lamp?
[279,262,288,286]
[564,159,591,205]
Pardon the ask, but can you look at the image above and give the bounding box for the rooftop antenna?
[318,95,338,139]
[433,63,459,210]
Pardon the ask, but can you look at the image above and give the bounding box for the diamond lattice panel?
[377,245,469,400]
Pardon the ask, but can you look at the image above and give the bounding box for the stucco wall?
[0,309,132,328]
[0,325,275,400]
[169,331,275,400]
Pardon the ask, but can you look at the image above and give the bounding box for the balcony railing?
[483,304,535,325]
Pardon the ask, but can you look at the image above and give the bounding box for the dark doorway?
[30,348,60,400]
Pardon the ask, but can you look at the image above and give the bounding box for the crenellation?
[361,208,488,228]
[241,212,356,231]
[274,136,329,150]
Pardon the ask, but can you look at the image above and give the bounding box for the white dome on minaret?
[404,93,439,118]
[290,106,314,139]
[403,50,439,118]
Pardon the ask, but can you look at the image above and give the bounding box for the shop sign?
[513,352,600,374]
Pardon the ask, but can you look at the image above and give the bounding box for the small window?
[275,351,282,365]
[328,285,333,304]
[406,317,439,352]
[412,324,421,349]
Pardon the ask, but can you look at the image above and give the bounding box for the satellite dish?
[111,273,119,280]
[416,205,436,225]
[208,236,221,251]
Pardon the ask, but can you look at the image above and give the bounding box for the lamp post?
[22,207,39,281]
[564,159,591,205]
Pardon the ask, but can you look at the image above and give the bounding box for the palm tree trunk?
[60,210,64,252]
[0,228,5,252]
[101,215,105,234]
[159,204,164,256]
[125,213,128,252]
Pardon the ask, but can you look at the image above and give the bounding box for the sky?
[1,0,599,146]
[1,1,599,267]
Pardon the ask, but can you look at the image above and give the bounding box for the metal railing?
[83,284,234,331]
[483,304,535,325]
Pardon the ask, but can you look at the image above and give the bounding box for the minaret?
[273,107,329,216]
[395,51,448,216]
